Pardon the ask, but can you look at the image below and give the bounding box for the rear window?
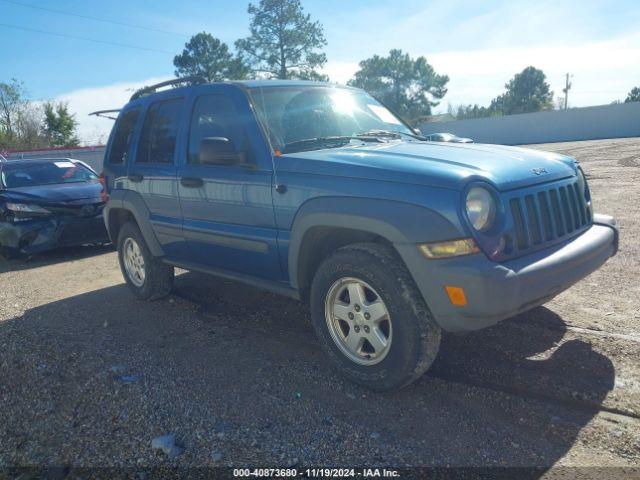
[108,108,140,165]
[136,99,183,164]
[1,161,98,188]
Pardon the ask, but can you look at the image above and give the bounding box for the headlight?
[465,187,496,231]
[5,203,51,214]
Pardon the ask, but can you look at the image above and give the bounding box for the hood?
[1,181,103,205]
[277,141,577,191]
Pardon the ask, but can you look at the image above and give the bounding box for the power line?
[0,0,187,37]
[0,22,174,54]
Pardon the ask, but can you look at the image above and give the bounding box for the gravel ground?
[1,137,639,474]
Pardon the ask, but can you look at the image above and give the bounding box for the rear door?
[127,96,186,258]
[177,86,280,280]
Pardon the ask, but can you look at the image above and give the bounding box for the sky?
[2,0,639,145]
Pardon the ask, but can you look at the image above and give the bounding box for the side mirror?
[199,137,246,165]
[413,128,423,136]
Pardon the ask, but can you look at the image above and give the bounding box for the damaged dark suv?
[0,158,108,258]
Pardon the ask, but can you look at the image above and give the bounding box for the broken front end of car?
[0,199,108,258]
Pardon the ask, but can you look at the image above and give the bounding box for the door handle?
[181,176,204,188]
[128,173,144,183]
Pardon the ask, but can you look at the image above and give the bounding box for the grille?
[508,180,591,252]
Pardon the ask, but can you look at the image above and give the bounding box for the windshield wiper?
[282,135,383,154]
[357,129,425,141]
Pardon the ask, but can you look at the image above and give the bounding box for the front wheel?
[117,222,174,300]
[310,243,441,391]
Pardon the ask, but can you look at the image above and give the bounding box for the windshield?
[1,161,97,188]
[249,86,414,153]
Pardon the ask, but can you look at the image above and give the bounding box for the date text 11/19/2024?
[232,468,400,477]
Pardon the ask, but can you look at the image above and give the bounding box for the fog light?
[418,238,480,259]
[445,286,467,306]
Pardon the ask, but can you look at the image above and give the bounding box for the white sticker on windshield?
[54,161,75,168]
[367,104,402,125]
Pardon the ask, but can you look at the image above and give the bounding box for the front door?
[127,96,186,258]
[177,88,280,280]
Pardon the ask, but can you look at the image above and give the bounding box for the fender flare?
[104,190,165,257]
[287,196,462,289]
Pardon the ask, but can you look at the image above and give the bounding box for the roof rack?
[88,109,121,120]
[130,76,207,101]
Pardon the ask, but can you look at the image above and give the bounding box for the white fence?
[6,146,106,172]
[5,102,640,166]
[419,101,640,145]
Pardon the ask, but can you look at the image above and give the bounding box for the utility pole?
[562,73,572,110]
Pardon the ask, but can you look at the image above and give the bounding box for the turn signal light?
[445,286,467,306]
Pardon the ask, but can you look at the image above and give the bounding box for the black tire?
[117,221,173,300]
[310,242,441,391]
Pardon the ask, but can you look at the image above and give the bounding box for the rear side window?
[108,108,139,164]
[188,94,247,164]
[136,99,183,164]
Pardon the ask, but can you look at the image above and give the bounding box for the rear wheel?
[310,243,441,391]
[117,222,173,300]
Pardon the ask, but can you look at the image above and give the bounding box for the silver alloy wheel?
[123,237,145,287]
[324,277,392,366]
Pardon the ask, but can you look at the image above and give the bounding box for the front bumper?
[0,214,109,257]
[396,214,618,332]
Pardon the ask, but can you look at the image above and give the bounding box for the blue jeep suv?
[102,78,618,390]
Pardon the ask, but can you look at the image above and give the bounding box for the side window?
[107,108,139,164]
[136,98,183,164]
[188,94,247,164]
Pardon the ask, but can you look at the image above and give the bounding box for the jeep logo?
[531,168,548,175]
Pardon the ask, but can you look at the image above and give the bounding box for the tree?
[625,87,640,103]
[490,66,553,115]
[0,79,48,150]
[16,103,48,149]
[173,32,250,81]
[0,79,27,145]
[454,104,493,120]
[348,49,449,125]
[44,102,79,147]
[235,0,327,80]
